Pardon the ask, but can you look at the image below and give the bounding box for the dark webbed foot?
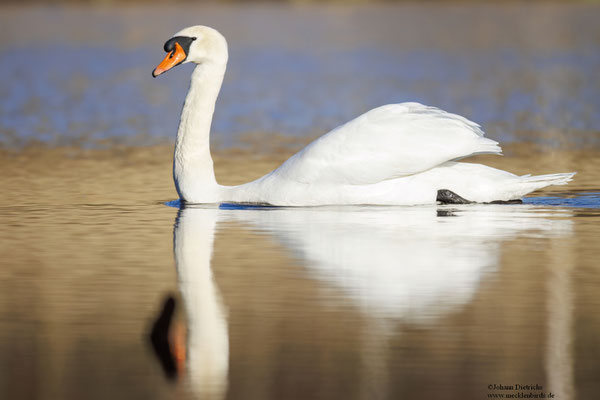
[488,199,523,204]
[436,189,472,204]
[436,189,524,205]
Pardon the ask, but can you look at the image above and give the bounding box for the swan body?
[153,26,575,206]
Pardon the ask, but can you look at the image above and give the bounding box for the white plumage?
[271,103,501,185]
[154,26,575,206]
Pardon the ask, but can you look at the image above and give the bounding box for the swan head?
[152,25,228,78]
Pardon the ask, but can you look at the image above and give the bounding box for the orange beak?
[152,42,187,78]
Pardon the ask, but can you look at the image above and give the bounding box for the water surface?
[1,171,600,399]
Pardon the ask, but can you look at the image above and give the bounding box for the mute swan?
[152,26,575,206]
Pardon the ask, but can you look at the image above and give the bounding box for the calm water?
[0,3,599,148]
[1,192,600,399]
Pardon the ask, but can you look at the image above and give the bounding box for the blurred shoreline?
[1,2,599,150]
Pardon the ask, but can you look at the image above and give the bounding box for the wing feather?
[272,103,502,185]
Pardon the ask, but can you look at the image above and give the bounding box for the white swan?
[152,26,575,206]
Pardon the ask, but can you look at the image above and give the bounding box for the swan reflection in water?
[154,203,573,399]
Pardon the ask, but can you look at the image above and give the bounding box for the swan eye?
[163,36,196,55]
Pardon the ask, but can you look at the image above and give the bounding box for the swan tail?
[520,172,576,187]
[510,172,576,198]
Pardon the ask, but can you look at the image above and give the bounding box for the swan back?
[271,103,501,185]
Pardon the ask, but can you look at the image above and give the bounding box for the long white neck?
[173,61,226,203]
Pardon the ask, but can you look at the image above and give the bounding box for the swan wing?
[271,103,502,185]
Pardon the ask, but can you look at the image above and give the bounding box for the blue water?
[0,4,599,148]
[524,191,600,209]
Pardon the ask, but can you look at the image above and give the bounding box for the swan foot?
[436,189,524,205]
[436,189,473,204]
[487,199,523,204]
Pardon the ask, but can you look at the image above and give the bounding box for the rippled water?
[525,190,600,209]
